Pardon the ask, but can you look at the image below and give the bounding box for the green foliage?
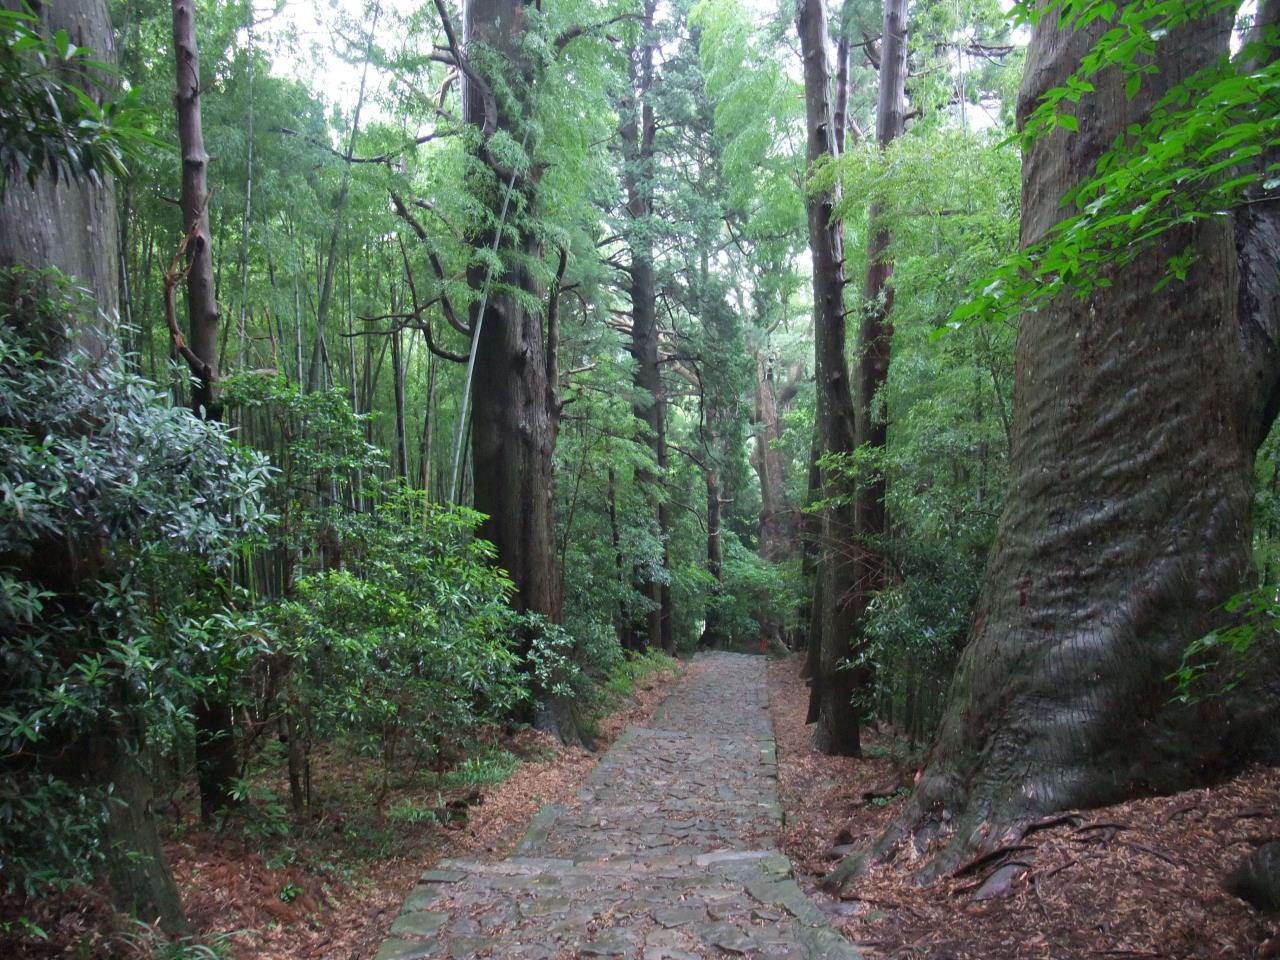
[115,921,233,960]
[708,541,803,647]
[818,125,1019,737]
[442,748,521,789]
[604,648,680,702]
[0,6,159,199]
[277,493,524,768]
[1169,587,1278,702]
[955,1,1276,327]
[0,267,269,896]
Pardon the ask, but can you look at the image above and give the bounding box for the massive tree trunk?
[0,0,188,931]
[830,2,1280,888]
[796,0,861,756]
[0,3,118,323]
[463,0,576,742]
[622,0,674,652]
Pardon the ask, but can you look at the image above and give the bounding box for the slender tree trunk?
[800,439,823,663]
[830,2,1280,888]
[420,351,437,496]
[172,0,219,416]
[840,0,908,721]
[392,328,408,479]
[607,466,637,651]
[235,15,254,372]
[752,348,797,563]
[833,0,853,156]
[173,0,241,823]
[752,346,796,647]
[796,0,860,756]
[699,467,726,647]
[306,5,378,392]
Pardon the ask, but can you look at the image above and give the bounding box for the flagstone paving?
[374,652,861,960]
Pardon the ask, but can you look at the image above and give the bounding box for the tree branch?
[554,14,644,52]
[390,191,472,338]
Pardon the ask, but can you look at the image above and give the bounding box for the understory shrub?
[0,267,270,895]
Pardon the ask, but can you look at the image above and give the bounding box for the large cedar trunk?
[622,1,674,652]
[830,3,1280,887]
[463,0,577,742]
[0,0,188,930]
[0,3,118,318]
[796,0,861,756]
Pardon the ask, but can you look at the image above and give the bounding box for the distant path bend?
[375,651,862,959]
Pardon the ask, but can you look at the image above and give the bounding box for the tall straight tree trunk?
[0,0,188,930]
[462,0,577,742]
[840,0,908,708]
[607,466,637,651]
[856,0,906,541]
[173,0,240,824]
[796,0,861,756]
[622,0,673,652]
[831,2,1280,888]
[420,351,437,496]
[391,328,409,479]
[234,14,254,372]
[699,466,726,647]
[751,346,797,647]
[173,0,219,417]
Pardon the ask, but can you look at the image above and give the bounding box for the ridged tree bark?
[0,0,188,930]
[831,2,1280,887]
[796,0,861,755]
[462,0,577,742]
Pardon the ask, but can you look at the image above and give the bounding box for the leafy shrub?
[276,492,526,773]
[0,268,271,895]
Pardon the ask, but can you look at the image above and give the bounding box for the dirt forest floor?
[768,654,1280,960]
[4,660,682,960]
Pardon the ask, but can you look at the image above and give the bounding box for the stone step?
[376,851,861,960]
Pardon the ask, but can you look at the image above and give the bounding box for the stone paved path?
[374,652,861,960]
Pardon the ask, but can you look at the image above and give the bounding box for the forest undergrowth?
[0,656,680,960]
[769,656,1280,960]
